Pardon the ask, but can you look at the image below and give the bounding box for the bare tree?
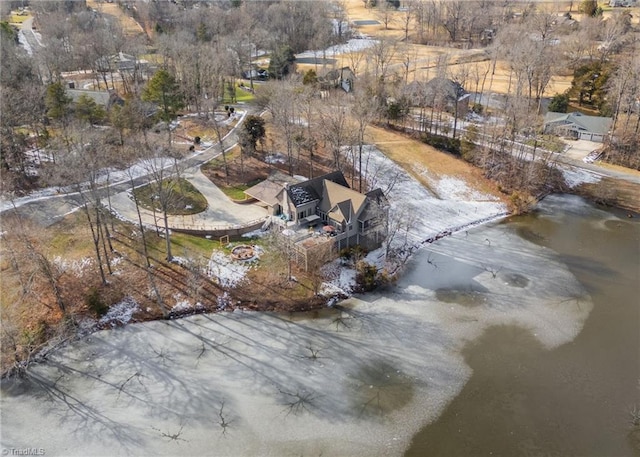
[383,203,418,269]
[140,147,185,262]
[319,97,353,172]
[49,124,117,285]
[366,36,397,85]
[375,1,396,31]
[262,80,301,176]
[351,89,379,192]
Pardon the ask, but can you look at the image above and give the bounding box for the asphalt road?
[1,110,248,227]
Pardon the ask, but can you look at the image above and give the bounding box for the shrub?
[421,133,462,155]
[508,191,537,215]
[339,245,366,261]
[355,261,380,292]
[86,287,109,317]
[548,93,569,113]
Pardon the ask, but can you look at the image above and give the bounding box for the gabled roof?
[544,111,612,135]
[67,89,117,107]
[244,171,303,207]
[328,200,352,224]
[320,179,367,224]
[322,67,354,81]
[365,188,387,203]
[287,171,348,207]
[423,77,467,102]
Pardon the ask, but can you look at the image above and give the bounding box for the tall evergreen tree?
[142,69,184,123]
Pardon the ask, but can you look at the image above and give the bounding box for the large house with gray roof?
[247,171,389,257]
[543,111,612,143]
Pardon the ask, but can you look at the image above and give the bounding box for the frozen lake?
[408,194,640,456]
[3,195,634,456]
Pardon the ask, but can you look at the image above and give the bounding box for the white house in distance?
[543,111,613,143]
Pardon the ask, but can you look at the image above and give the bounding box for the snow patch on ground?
[18,30,33,56]
[242,228,269,239]
[320,259,356,295]
[296,38,378,60]
[562,166,602,188]
[76,317,98,337]
[435,176,500,202]
[216,291,233,310]
[98,297,139,328]
[53,256,94,277]
[207,251,251,288]
[265,153,286,164]
[365,146,506,243]
[171,297,205,314]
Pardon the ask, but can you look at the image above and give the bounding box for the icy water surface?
[406,194,640,456]
[0,195,636,457]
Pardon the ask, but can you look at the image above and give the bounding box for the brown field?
[297,0,573,97]
[86,0,145,37]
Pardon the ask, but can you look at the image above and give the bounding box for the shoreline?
[0,196,599,457]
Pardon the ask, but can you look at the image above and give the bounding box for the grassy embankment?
[368,125,507,203]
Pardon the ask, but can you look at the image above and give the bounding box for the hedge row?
[421,133,462,155]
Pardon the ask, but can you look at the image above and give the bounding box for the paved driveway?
[561,139,602,162]
[109,168,268,231]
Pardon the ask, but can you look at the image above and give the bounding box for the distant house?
[319,67,355,92]
[609,0,635,6]
[95,52,149,74]
[241,68,268,80]
[480,28,496,46]
[543,111,612,142]
[405,78,470,115]
[66,88,124,111]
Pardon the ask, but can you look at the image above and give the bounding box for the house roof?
[244,171,303,207]
[286,171,348,207]
[67,89,115,107]
[544,112,613,135]
[322,67,354,81]
[320,179,367,224]
[423,77,467,102]
[405,78,468,104]
[365,188,387,203]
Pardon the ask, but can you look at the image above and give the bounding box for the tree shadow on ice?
[3,323,235,449]
[2,369,145,450]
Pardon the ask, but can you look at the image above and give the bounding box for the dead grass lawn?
[368,125,507,202]
[86,0,145,37]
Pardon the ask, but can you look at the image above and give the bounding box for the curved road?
[1,109,263,228]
